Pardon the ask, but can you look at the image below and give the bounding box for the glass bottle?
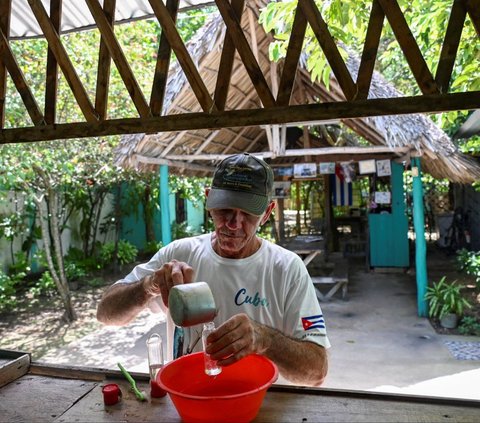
[202,321,222,376]
[146,333,167,397]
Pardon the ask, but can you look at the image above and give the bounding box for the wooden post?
[295,180,301,234]
[275,198,286,240]
[412,157,428,317]
[160,165,172,246]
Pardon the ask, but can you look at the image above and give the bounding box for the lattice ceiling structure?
[1,0,480,182]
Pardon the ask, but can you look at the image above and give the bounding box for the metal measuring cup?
[168,281,217,327]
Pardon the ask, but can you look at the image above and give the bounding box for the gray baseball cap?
[206,153,274,216]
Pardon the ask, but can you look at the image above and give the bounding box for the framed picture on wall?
[376,159,392,177]
[273,181,291,198]
[358,159,376,174]
[374,191,391,204]
[319,162,335,174]
[294,163,317,178]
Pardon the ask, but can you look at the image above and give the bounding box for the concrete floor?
[39,248,480,401]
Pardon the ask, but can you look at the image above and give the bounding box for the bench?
[311,258,349,301]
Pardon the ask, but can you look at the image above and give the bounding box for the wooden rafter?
[299,0,357,101]
[357,0,384,99]
[86,0,151,118]
[214,0,245,110]
[378,0,439,95]
[0,0,478,144]
[150,0,179,116]
[95,0,115,120]
[28,0,98,123]
[276,4,308,106]
[148,0,215,113]
[0,0,11,128]
[44,0,61,124]
[215,0,275,107]
[2,91,479,144]
[0,28,45,125]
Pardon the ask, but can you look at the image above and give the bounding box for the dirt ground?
[0,266,132,360]
[1,249,479,360]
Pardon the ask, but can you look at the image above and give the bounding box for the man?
[97,153,329,386]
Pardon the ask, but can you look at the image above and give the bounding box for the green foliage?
[424,276,472,319]
[172,221,199,240]
[100,240,138,266]
[458,316,480,336]
[28,271,56,298]
[143,240,163,255]
[169,175,208,207]
[0,270,19,311]
[259,0,480,157]
[456,249,480,289]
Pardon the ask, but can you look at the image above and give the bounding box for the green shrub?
[0,270,19,311]
[458,315,480,336]
[28,271,56,298]
[456,249,480,289]
[100,240,138,266]
[424,276,472,319]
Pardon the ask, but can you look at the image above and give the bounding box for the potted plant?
[424,276,472,329]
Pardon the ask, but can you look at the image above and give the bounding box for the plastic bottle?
[202,322,222,376]
[146,333,167,397]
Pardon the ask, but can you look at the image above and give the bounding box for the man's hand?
[143,259,194,307]
[205,313,268,366]
[204,313,328,386]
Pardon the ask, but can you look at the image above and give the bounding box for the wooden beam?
[95,0,116,120]
[276,5,308,106]
[134,154,214,173]
[377,0,439,95]
[163,145,410,161]
[148,0,215,113]
[0,0,11,128]
[86,0,150,118]
[214,0,245,110]
[357,0,384,99]
[299,0,357,101]
[2,91,479,144]
[28,0,98,122]
[466,0,480,37]
[150,0,179,116]
[215,0,276,107]
[436,0,467,93]
[44,0,61,124]
[0,28,45,126]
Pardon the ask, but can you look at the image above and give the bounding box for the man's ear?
[260,201,276,225]
[205,188,210,198]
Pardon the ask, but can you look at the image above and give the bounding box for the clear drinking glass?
[202,322,222,376]
[146,333,167,397]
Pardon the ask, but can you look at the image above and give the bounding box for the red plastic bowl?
[157,352,278,423]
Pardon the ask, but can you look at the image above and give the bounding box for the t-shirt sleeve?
[283,259,331,349]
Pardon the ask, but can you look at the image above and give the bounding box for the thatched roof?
[115,0,480,184]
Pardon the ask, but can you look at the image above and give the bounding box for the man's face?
[209,208,264,258]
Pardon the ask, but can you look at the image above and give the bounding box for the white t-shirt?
[116,233,330,358]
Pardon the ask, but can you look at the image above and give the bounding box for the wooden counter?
[1,350,479,422]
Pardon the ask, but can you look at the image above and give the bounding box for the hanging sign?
[358,159,376,174]
[294,163,317,178]
[376,159,392,177]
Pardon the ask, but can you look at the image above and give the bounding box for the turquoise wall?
[120,184,205,251]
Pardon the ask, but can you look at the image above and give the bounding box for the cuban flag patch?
[302,314,325,330]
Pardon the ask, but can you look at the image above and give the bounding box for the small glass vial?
[146,333,167,397]
[202,322,222,376]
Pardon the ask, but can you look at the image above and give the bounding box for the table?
[279,235,325,266]
[1,351,479,422]
[279,236,348,301]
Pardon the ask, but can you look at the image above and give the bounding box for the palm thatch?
[115,0,480,184]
